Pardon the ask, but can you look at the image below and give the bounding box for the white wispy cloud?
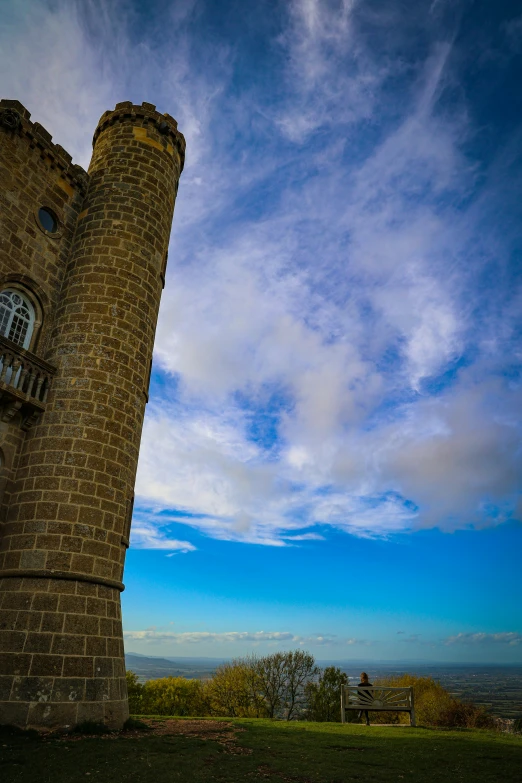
[123,629,368,646]
[1,0,132,166]
[282,533,325,541]
[129,515,196,553]
[275,0,379,142]
[444,633,522,646]
[2,0,520,549]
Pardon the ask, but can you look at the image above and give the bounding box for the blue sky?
[1,0,521,663]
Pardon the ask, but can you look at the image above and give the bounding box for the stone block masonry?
[0,100,185,728]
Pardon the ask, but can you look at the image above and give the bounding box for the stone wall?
[0,99,87,524]
[0,576,125,727]
[0,101,184,728]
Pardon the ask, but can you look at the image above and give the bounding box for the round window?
[38,207,58,234]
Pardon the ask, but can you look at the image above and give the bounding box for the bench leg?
[410,709,416,727]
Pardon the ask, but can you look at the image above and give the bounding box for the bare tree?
[253,652,288,718]
[215,650,319,720]
[242,654,267,718]
[282,650,319,720]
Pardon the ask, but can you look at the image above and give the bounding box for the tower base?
[0,576,128,730]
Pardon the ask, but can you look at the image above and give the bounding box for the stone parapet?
[93,100,186,171]
[0,100,89,194]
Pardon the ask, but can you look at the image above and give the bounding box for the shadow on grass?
[0,718,520,783]
[0,725,39,741]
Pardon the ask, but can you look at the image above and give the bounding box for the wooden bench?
[341,685,416,726]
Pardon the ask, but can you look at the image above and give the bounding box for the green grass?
[1,716,521,783]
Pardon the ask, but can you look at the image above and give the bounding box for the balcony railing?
[0,334,56,430]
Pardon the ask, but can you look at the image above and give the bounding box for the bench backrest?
[342,685,414,710]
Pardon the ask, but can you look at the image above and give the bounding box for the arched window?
[0,289,35,349]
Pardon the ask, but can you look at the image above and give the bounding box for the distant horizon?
[125,651,522,668]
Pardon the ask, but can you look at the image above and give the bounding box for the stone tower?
[0,100,185,728]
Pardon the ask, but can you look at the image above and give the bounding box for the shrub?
[141,676,208,717]
[204,659,266,718]
[127,670,209,717]
[126,670,145,714]
[431,698,495,729]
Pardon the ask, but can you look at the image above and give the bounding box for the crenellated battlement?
[93,100,186,171]
[0,99,90,194]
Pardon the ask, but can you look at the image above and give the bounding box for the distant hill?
[126,654,180,670]
[126,653,228,663]
[125,653,226,681]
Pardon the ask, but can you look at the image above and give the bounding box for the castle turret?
[0,102,184,728]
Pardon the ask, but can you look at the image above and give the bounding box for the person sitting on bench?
[357,672,373,725]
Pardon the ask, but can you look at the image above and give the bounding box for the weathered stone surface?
[0,100,183,729]
[10,675,54,702]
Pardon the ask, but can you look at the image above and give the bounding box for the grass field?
[1,717,521,783]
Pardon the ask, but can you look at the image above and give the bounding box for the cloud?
[124,630,297,644]
[122,629,361,646]
[444,633,522,646]
[135,405,421,544]
[129,514,196,553]
[374,375,522,530]
[0,0,233,185]
[0,0,133,166]
[274,0,384,142]
[2,1,521,548]
[282,533,325,541]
